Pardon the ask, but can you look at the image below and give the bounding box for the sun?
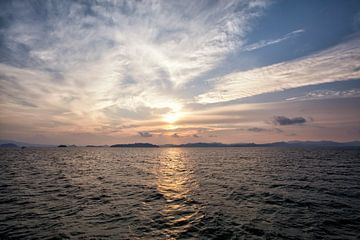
[161,101,185,125]
[163,112,180,124]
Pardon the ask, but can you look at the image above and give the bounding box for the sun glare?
[163,112,180,124]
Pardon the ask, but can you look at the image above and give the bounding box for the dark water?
[0,147,359,239]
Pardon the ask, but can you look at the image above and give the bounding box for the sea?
[0,147,359,239]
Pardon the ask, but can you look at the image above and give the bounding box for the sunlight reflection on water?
[156,148,202,239]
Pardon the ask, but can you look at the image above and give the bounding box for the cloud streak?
[286,89,360,101]
[196,38,360,104]
[242,29,305,52]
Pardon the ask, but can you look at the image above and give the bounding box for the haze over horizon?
[1,0,360,145]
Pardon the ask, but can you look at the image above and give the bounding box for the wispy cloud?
[247,127,269,132]
[0,0,269,139]
[242,29,305,52]
[242,127,283,133]
[138,131,152,137]
[286,89,360,101]
[196,38,360,104]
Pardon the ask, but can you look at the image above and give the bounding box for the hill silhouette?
[111,143,159,148]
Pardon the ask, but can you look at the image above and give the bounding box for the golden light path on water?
[156,148,203,239]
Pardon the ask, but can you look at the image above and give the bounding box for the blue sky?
[0,0,359,144]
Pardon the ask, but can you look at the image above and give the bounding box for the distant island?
[162,142,256,147]
[0,139,55,148]
[1,140,359,148]
[162,141,360,148]
[111,143,159,148]
[57,144,78,148]
[0,143,18,148]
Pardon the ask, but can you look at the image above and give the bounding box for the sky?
[0,0,360,145]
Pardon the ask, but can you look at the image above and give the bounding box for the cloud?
[286,89,360,101]
[138,131,152,137]
[196,37,360,104]
[1,1,359,145]
[245,127,283,133]
[247,127,267,132]
[273,116,307,126]
[242,29,305,52]
[0,0,269,138]
[172,133,180,138]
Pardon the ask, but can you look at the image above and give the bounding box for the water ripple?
[0,147,359,239]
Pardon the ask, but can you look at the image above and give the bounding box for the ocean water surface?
[0,147,359,239]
